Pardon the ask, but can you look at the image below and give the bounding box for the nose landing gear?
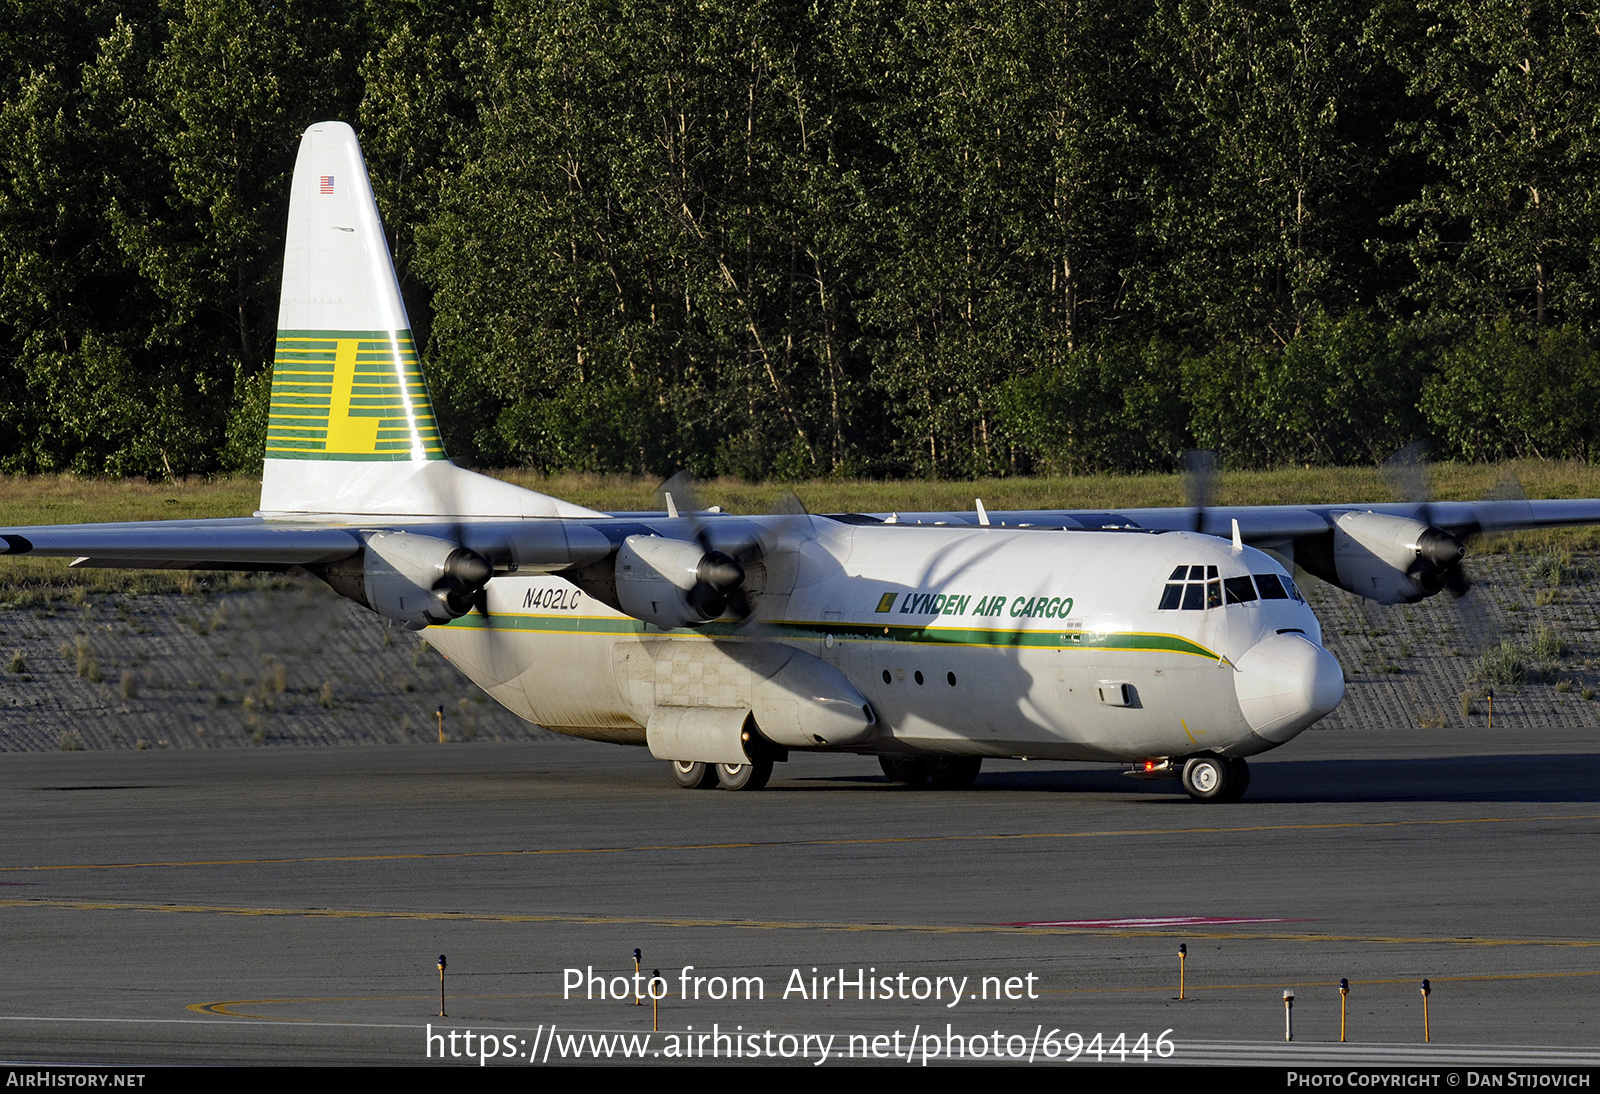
[1180,754,1250,802]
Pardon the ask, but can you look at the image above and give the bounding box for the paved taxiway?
[2,722,1600,1066]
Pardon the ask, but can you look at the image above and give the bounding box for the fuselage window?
[1159,584,1183,610]
[1181,583,1205,610]
[1223,576,1258,604]
[1205,580,1223,609]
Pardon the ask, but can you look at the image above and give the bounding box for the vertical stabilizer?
[260,122,601,520]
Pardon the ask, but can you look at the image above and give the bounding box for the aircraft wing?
[0,516,615,572]
[7,496,1599,571]
[865,498,1600,540]
[853,496,1600,605]
[0,518,365,570]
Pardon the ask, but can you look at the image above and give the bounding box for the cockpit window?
[1223,576,1258,604]
[1162,564,1270,611]
[1255,573,1289,599]
[1160,564,1215,610]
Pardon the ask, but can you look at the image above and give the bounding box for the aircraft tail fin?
[260,122,600,520]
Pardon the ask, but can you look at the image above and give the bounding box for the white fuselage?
[423,523,1342,763]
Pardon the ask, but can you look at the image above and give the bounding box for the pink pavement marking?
[1005,915,1312,928]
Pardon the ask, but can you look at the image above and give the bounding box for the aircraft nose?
[1232,632,1344,743]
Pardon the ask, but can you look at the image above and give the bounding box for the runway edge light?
[438,954,447,1018]
[1421,978,1431,1042]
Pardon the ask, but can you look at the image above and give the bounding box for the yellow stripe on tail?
[266,329,444,462]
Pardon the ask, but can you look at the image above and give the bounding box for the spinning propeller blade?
[1183,450,1217,534]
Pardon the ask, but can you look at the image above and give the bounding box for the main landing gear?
[1180,754,1250,802]
[878,755,983,789]
[670,760,719,789]
[670,758,773,791]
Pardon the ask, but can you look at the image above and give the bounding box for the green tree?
[105,0,365,472]
[358,1,490,343]
[994,337,1190,474]
[1375,1,1600,329]
[855,0,1150,476]
[1184,310,1427,467]
[0,3,196,475]
[418,0,868,477]
[1423,323,1600,461]
[1133,0,1396,346]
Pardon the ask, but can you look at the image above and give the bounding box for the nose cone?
[1233,632,1344,743]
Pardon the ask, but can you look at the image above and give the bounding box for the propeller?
[653,471,811,630]
[1477,470,1535,534]
[429,460,496,621]
[656,471,756,625]
[1381,442,1505,656]
[436,546,494,617]
[1382,442,1470,599]
[1183,450,1217,534]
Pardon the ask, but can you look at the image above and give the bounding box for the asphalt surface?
[2,724,1599,1067]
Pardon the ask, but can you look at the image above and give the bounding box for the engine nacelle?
[1315,511,1464,605]
[362,530,492,629]
[615,534,743,630]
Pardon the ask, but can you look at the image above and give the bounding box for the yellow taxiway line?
[1,812,1597,875]
[3,896,1600,950]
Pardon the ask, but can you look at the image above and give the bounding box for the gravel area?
[0,579,551,751]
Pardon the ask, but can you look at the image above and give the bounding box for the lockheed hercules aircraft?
[5,123,1599,801]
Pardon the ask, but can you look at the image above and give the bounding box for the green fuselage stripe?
[435,613,1217,658]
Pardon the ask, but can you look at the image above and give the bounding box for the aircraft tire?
[1180,754,1232,802]
[927,756,982,789]
[878,755,930,786]
[716,759,773,791]
[670,760,719,789]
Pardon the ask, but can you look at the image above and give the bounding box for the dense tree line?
[2,0,1599,480]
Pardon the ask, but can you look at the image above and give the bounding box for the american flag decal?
[319,176,334,195]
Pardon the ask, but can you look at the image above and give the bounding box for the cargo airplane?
[5,123,1599,801]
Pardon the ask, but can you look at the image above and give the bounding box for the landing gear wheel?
[1182,754,1245,802]
[927,756,983,789]
[670,760,718,789]
[716,758,773,791]
[878,755,930,786]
